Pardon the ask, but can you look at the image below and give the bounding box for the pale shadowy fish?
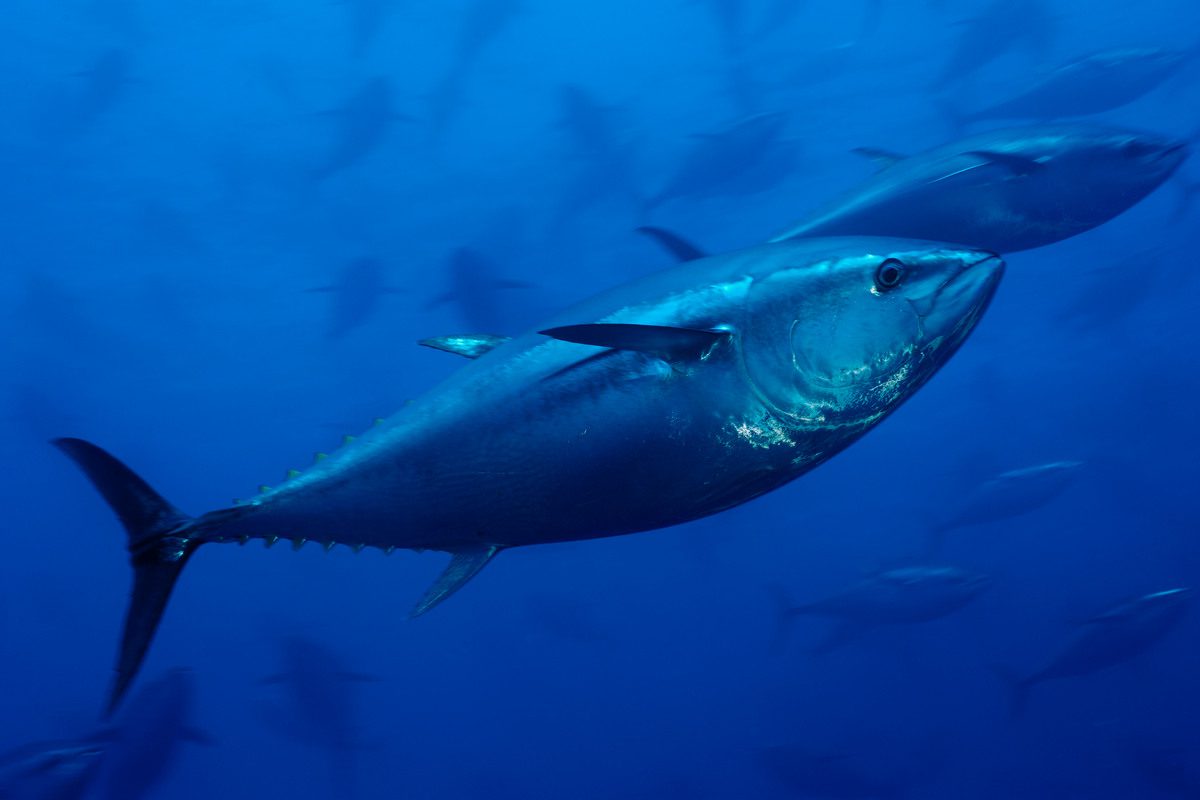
[771,126,1188,253]
[773,565,990,653]
[1000,588,1191,716]
[954,47,1195,125]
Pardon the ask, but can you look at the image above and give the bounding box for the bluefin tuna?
[306,257,403,339]
[774,565,991,653]
[928,460,1084,551]
[771,126,1188,253]
[0,736,106,800]
[312,77,408,182]
[644,112,791,211]
[954,47,1195,126]
[55,236,1003,711]
[262,638,375,798]
[1002,588,1191,716]
[94,669,214,800]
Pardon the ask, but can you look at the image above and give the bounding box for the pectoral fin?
[418,334,511,358]
[540,323,729,361]
[634,226,708,262]
[410,545,501,617]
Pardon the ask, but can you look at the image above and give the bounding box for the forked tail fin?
[53,437,199,716]
[992,664,1034,719]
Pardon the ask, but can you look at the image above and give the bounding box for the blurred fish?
[1054,248,1165,332]
[692,0,749,59]
[753,0,806,41]
[953,47,1195,126]
[1129,740,1200,796]
[262,637,376,797]
[772,126,1189,253]
[928,460,1083,551]
[87,0,143,41]
[936,0,1055,87]
[0,735,106,800]
[759,743,933,798]
[1000,589,1191,716]
[426,246,533,333]
[773,566,990,654]
[312,77,409,182]
[644,111,791,210]
[553,85,642,220]
[522,591,607,643]
[428,0,522,136]
[344,0,391,56]
[49,48,132,135]
[95,669,214,800]
[55,238,1002,711]
[137,201,208,257]
[307,257,403,339]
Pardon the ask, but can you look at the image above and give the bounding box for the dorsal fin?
[540,323,729,361]
[634,226,708,262]
[418,334,511,359]
[850,146,907,171]
[410,545,501,617]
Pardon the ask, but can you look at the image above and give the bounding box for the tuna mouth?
[909,253,1004,320]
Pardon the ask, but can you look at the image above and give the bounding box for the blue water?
[2,0,1198,797]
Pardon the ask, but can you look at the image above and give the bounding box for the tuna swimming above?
[771,125,1188,253]
[56,236,1003,712]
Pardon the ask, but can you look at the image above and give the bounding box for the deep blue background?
[2,0,1198,797]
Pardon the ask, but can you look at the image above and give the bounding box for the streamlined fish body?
[57,237,1002,711]
[773,126,1188,253]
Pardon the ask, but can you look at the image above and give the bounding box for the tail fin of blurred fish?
[1172,182,1196,221]
[992,665,1033,719]
[53,437,199,717]
[767,585,822,656]
[932,93,970,137]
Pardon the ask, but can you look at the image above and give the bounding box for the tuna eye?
[875,259,904,291]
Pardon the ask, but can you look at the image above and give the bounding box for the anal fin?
[410,545,501,617]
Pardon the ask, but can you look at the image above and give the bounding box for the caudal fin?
[992,665,1034,718]
[53,438,199,716]
[767,585,808,656]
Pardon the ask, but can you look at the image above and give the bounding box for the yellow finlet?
[291,538,307,551]
[314,452,328,462]
[286,469,301,480]
[258,485,271,494]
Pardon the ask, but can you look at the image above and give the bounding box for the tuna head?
[741,239,1003,429]
[1046,128,1187,217]
[1128,588,1192,627]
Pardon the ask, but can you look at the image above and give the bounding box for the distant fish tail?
[1174,177,1200,222]
[53,437,201,716]
[767,584,805,656]
[933,93,970,137]
[992,665,1033,719]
